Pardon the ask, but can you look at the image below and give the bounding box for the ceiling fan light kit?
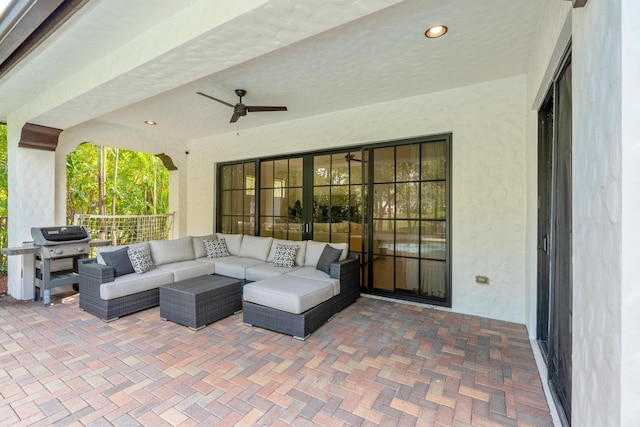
[197,89,287,123]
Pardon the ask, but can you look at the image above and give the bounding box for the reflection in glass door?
[259,158,304,240]
[367,139,449,304]
[312,152,363,253]
[218,161,256,235]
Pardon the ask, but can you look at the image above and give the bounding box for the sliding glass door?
[366,139,449,303]
[217,135,451,306]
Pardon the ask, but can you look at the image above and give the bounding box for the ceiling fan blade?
[245,106,288,112]
[196,91,235,108]
[230,112,241,123]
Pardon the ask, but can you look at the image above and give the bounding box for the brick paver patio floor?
[0,292,553,426]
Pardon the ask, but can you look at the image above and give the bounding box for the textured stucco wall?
[620,1,640,423]
[188,75,528,324]
[6,121,57,299]
[572,0,623,425]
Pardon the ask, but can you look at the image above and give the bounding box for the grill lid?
[31,226,90,245]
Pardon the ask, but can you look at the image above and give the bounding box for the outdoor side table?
[159,275,242,330]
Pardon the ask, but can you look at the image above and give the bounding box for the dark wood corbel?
[567,0,588,8]
[19,123,63,151]
[155,153,178,171]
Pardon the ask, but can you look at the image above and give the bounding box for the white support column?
[620,1,640,423]
[6,121,57,299]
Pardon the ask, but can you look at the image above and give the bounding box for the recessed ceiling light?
[425,25,448,39]
[144,120,157,125]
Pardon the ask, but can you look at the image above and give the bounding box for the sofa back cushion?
[238,235,273,261]
[304,241,348,267]
[149,237,195,266]
[192,234,216,258]
[96,242,149,265]
[100,246,135,277]
[267,239,307,266]
[216,233,243,255]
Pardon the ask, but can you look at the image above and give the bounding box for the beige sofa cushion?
[156,259,215,282]
[99,268,174,300]
[238,235,273,261]
[216,233,243,255]
[243,275,334,315]
[284,267,340,296]
[211,256,264,279]
[192,234,216,258]
[149,237,195,266]
[245,263,301,282]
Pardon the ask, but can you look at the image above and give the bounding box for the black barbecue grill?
[31,226,91,306]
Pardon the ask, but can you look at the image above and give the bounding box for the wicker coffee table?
[159,275,242,330]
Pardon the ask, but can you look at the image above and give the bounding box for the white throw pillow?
[127,246,155,274]
[272,243,298,268]
[204,238,229,258]
[268,239,307,266]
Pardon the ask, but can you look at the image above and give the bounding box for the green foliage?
[0,124,7,274]
[66,143,169,217]
[0,124,7,216]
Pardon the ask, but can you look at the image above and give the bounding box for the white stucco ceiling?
[0,0,543,141]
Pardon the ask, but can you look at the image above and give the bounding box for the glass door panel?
[422,141,446,180]
[311,151,363,246]
[421,182,446,219]
[373,146,394,182]
[218,161,257,235]
[259,158,304,241]
[314,155,331,186]
[367,140,449,303]
[420,259,446,298]
[396,183,419,219]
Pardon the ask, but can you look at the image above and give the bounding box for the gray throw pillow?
[315,244,343,274]
[100,246,134,277]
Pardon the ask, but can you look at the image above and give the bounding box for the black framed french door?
[537,47,572,426]
[363,137,451,306]
[217,135,451,307]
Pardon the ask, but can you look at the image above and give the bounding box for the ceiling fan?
[196,89,287,123]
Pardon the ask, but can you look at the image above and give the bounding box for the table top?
[161,275,241,295]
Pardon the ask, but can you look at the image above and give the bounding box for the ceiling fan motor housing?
[234,103,247,116]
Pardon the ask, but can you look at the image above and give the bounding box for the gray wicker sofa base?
[243,254,360,340]
[78,259,161,321]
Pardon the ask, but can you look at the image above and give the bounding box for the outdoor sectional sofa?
[78,233,360,339]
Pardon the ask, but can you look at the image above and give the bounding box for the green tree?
[0,124,7,275]
[66,143,169,219]
[0,124,7,216]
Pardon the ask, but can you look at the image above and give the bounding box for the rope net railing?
[73,213,175,246]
